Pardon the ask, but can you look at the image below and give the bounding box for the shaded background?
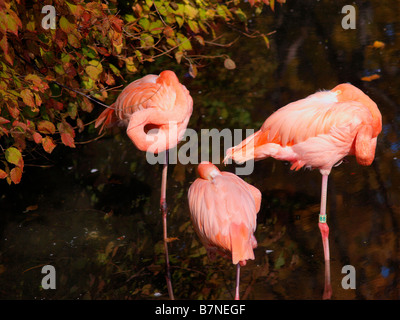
[1,0,399,299]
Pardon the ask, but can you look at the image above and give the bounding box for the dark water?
[1,1,400,299]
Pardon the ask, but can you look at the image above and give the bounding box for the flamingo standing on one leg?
[95,70,193,300]
[188,161,261,300]
[224,83,382,299]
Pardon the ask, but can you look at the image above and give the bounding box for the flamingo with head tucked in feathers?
[224,83,382,299]
[96,70,193,300]
[188,161,261,300]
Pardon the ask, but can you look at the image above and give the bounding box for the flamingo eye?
[335,90,342,95]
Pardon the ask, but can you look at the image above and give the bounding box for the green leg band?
[319,214,326,223]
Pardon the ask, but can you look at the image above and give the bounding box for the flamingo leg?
[234,264,241,300]
[160,150,174,300]
[318,173,332,299]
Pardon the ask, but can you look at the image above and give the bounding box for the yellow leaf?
[20,89,35,107]
[124,56,137,73]
[85,60,103,80]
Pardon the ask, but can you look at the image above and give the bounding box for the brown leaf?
[189,64,197,78]
[24,204,38,212]
[224,58,236,70]
[76,118,84,133]
[37,120,56,134]
[81,97,93,112]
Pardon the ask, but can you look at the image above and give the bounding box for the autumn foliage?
[0,0,279,184]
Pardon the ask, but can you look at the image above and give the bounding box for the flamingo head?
[197,161,221,181]
[332,83,382,136]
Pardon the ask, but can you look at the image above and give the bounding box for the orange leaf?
[0,117,10,125]
[361,74,380,82]
[58,121,76,148]
[372,41,385,49]
[33,132,43,144]
[10,167,22,184]
[42,136,56,153]
[0,169,7,179]
[61,132,76,148]
[6,101,19,118]
[20,89,35,107]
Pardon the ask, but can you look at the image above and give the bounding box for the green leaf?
[5,147,22,167]
[54,65,65,75]
[274,251,285,269]
[82,47,97,59]
[184,4,198,19]
[68,33,81,48]
[188,20,199,34]
[139,18,150,30]
[59,16,75,33]
[109,63,121,76]
[149,20,163,34]
[234,8,247,21]
[177,33,192,51]
[175,16,184,28]
[124,14,136,23]
[140,34,154,48]
[68,103,78,119]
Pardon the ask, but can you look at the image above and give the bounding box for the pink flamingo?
[188,161,262,300]
[95,70,193,300]
[224,83,382,299]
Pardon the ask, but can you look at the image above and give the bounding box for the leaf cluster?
[0,0,277,184]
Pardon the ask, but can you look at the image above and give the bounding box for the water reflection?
[1,0,400,299]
